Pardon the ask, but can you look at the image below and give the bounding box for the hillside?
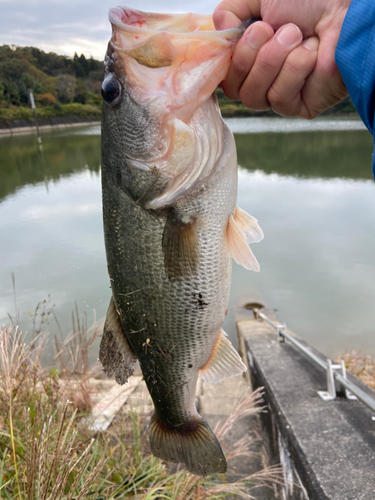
[0,44,358,128]
[0,45,103,127]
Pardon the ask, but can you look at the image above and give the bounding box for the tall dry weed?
[339,351,375,390]
[0,315,282,499]
[54,304,103,376]
[0,322,107,499]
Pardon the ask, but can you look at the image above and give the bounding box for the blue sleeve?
[335,0,375,175]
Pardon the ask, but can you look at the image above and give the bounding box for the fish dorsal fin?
[226,207,263,271]
[123,32,176,68]
[200,329,247,383]
[99,297,137,385]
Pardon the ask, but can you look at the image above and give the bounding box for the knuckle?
[231,55,250,76]
[283,57,302,76]
[272,105,297,118]
[305,109,319,120]
[255,52,278,75]
[240,89,270,111]
[222,81,239,101]
[284,49,315,76]
[268,88,298,117]
[267,86,284,108]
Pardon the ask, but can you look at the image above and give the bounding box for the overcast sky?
[0,0,220,60]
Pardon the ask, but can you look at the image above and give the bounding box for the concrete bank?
[237,308,375,500]
[0,120,101,137]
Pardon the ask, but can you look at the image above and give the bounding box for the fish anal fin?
[162,210,200,279]
[200,329,247,383]
[99,297,137,385]
[125,32,176,68]
[226,207,262,272]
[149,413,227,476]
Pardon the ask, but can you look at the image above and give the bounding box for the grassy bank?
[0,318,282,500]
[0,92,359,129]
[0,103,101,129]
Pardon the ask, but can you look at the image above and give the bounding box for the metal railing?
[253,309,375,416]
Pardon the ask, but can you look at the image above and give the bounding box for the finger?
[267,36,319,118]
[239,23,303,110]
[300,35,348,119]
[213,0,261,30]
[222,22,274,100]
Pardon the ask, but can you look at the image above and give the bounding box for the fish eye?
[101,74,122,106]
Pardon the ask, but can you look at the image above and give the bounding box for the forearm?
[336,0,375,134]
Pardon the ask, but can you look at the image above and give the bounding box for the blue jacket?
[336,0,375,175]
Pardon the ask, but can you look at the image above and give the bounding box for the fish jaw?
[108,6,240,122]
[101,7,246,208]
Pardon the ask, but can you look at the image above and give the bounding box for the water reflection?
[0,131,101,201]
[0,120,374,358]
[224,169,375,357]
[235,130,373,180]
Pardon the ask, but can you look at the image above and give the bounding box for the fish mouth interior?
[109,6,215,34]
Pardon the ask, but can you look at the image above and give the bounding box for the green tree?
[3,79,20,105]
[79,54,89,77]
[74,79,87,104]
[57,74,76,103]
[0,80,5,103]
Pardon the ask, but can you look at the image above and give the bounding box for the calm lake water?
[1,117,374,359]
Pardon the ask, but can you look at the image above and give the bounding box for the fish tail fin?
[149,413,227,476]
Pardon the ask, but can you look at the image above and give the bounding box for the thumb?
[213,0,262,30]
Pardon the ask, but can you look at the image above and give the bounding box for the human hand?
[213,0,352,118]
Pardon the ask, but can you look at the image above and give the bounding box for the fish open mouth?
[104,6,247,208]
[109,7,243,95]
[109,6,245,44]
[109,7,216,35]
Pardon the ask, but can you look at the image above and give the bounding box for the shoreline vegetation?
[0,44,359,131]
[1,309,374,499]
[0,310,283,499]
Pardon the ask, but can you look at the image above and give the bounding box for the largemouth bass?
[99,6,263,476]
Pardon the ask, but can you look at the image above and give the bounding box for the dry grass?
[339,351,375,391]
[0,316,283,499]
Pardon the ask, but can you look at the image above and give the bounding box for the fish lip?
[108,6,244,41]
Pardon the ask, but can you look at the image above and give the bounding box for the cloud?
[0,0,219,59]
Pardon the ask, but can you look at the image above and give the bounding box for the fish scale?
[99,6,263,476]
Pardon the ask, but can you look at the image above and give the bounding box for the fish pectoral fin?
[124,32,176,68]
[162,210,200,279]
[199,329,247,383]
[226,206,263,271]
[233,206,264,243]
[99,297,137,385]
[150,413,226,476]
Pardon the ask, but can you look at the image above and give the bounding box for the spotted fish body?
[99,7,263,476]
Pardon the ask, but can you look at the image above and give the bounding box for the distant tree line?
[0,45,104,108]
[0,44,357,118]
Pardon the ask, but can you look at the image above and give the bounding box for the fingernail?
[276,24,301,47]
[303,36,319,51]
[246,24,271,50]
